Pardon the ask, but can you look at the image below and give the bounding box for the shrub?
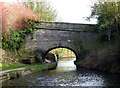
[0,2,38,36]
[2,19,40,55]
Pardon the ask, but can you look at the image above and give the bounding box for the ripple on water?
[2,58,120,87]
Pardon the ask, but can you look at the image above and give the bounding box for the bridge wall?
[25,28,98,61]
[38,22,96,31]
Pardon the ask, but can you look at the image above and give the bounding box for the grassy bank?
[1,62,57,82]
[0,62,42,71]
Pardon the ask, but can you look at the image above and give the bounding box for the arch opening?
[43,46,77,63]
[43,46,77,72]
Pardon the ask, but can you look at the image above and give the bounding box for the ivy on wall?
[2,19,41,54]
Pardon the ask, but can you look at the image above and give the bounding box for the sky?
[49,0,97,24]
[1,0,97,24]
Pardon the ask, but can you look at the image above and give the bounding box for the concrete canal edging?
[0,62,57,82]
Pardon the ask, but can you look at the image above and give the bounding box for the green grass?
[4,65,46,74]
[5,63,56,74]
[0,62,42,71]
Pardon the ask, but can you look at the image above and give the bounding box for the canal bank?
[2,58,120,87]
[0,62,57,83]
[75,46,120,74]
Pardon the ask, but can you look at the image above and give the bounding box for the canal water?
[2,58,120,87]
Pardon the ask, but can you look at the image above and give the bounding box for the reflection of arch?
[43,46,78,61]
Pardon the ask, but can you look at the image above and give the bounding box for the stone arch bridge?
[24,22,98,62]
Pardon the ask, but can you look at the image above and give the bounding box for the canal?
[2,58,120,87]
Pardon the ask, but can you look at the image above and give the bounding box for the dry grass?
[0,2,39,36]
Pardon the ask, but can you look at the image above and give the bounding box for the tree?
[0,2,38,36]
[22,0,57,21]
[88,1,120,44]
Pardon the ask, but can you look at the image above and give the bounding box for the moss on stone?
[76,46,120,74]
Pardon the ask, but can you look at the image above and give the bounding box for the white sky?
[1,0,97,24]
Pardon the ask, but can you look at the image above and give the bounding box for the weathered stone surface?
[38,22,95,31]
[25,29,98,61]
[76,47,120,73]
[19,58,36,64]
[25,22,98,61]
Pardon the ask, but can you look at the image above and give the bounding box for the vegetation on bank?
[2,19,40,53]
[1,0,57,36]
[1,19,45,71]
[1,63,56,82]
[0,62,42,71]
[84,1,120,57]
[75,1,120,73]
[1,0,58,70]
[88,1,120,47]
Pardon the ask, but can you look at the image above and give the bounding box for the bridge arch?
[43,46,78,61]
[24,22,98,63]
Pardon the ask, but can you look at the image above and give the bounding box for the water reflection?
[2,58,120,87]
[55,58,76,72]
